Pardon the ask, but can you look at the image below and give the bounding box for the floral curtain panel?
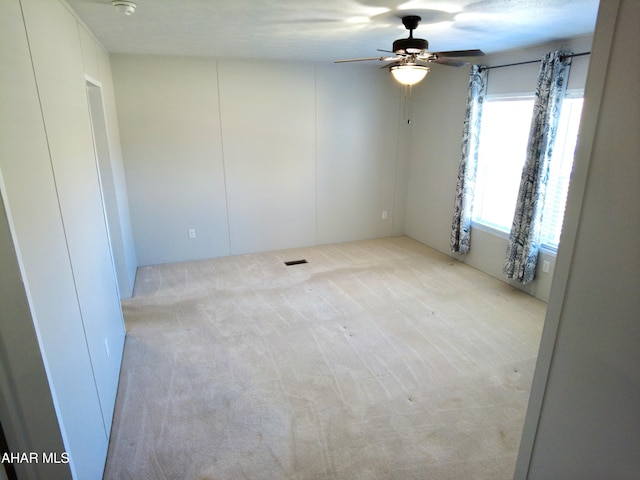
[504,51,572,284]
[451,64,487,254]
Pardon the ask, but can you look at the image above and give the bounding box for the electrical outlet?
[542,260,551,273]
[382,211,388,220]
[188,228,196,239]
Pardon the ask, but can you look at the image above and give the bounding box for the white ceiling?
[67,0,600,62]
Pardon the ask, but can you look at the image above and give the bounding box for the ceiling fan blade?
[334,56,396,63]
[377,48,400,55]
[436,49,485,58]
[432,57,469,67]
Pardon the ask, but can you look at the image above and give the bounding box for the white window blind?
[472,94,583,250]
[539,96,583,247]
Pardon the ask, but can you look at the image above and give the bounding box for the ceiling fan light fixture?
[112,0,137,16]
[390,64,430,86]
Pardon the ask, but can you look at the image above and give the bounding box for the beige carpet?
[103,236,545,480]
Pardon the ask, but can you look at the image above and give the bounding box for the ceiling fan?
[335,15,484,86]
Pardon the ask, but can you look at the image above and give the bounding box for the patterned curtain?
[451,65,488,254]
[504,51,572,283]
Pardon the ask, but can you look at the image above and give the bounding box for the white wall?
[404,36,593,301]
[111,55,406,265]
[404,62,469,252]
[316,64,405,244]
[0,0,134,478]
[112,55,230,265]
[516,0,640,477]
[219,61,317,254]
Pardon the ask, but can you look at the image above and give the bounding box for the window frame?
[470,89,584,254]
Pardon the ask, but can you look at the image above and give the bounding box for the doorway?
[86,78,131,298]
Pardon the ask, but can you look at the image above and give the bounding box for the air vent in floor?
[284,259,308,266]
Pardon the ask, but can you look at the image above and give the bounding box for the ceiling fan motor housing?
[395,15,428,54]
[393,37,428,55]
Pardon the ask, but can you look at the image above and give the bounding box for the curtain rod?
[480,51,590,71]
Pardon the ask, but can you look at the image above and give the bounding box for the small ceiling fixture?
[390,64,430,86]
[112,0,137,16]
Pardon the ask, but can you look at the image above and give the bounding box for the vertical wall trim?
[314,65,319,244]
[215,61,233,255]
[390,85,404,236]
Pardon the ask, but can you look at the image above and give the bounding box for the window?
[538,96,583,247]
[472,94,583,249]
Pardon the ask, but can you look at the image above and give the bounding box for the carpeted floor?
[103,236,545,480]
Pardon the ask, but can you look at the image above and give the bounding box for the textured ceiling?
[66,0,600,62]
